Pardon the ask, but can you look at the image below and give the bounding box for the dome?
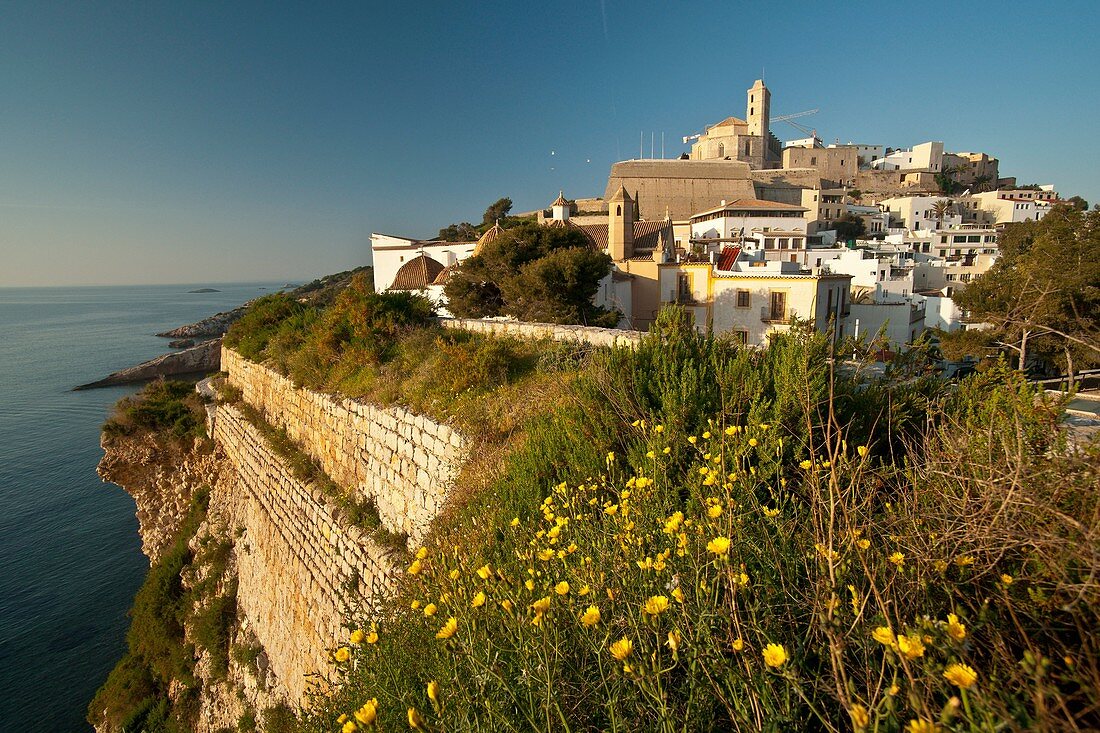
[388,254,446,291]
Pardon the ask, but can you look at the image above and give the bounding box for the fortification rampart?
[441,318,644,348]
[213,403,400,705]
[222,348,465,546]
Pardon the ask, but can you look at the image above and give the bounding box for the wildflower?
[800,459,813,470]
[606,451,615,465]
[604,504,619,516]
[907,719,941,733]
[955,555,975,567]
[448,568,460,580]
[355,699,378,725]
[707,504,722,518]
[525,579,535,591]
[476,564,492,580]
[888,552,905,568]
[945,613,966,641]
[537,549,555,561]
[748,438,758,447]
[646,450,656,459]
[872,626,896,646]
[759,423,770,431]
[654,424,664,433]
[471,591,486,608]
[500,598,514,613]
[555,581,570,596]
[435,617,458,640]
[643,595,670,616]
[672,587,684,603]
[732,638,744,651]
[762,643,788,668]
[763,506,780,518]
[366,631,379,644]
[707,536,731,555]
[580,605,601,626]
[897,634,925,659]
[427,680,440,704]
[407,559,423,575]
[342,721,358,733]
[510,517,520,527]
[349,629,366,644]
[663,511,684,534]
[1000,574,1014,586]
[407,707,425,729]
[687,435,697,444]
[338,714,348,724]
[411,600,421,610]
[857,538,870,550]
[663,446,671,454]
[850,704,870,730]
[857,445,869,458]
[737,572,749,586]
[423,602,437,617]
[609,637,633,661]
[943,663,978,689]
[415,547,429,560]
[667,630,681,654]
[887,683,900,696]
[578,584,591,596]
[334,646,351,663]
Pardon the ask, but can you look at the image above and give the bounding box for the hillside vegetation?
[224,294,1099,731]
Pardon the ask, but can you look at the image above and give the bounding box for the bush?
[103,379,206,441]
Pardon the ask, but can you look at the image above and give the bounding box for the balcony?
[668,289,709,306]
[761,306,793,324]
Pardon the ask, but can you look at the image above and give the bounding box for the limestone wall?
[441,318,644,348]
[222,348,465,546]
[214,403,401,705]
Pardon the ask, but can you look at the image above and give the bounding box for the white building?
[828,142,885,169]
[871,141,944,172]
[690,198,809,240]
[370,233,479,293]
[849,301,926,351]
[969,190,1055,224]
[880,195,963,232]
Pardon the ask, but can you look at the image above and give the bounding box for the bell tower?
[608,185,635,261]
[746,79,770,138]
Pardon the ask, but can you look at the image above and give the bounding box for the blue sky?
[2,1,1098,286]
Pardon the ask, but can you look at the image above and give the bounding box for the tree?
[943,205,1100,379]
[443,221,618,326]
[931,199,954,230]
[437,222,480,241]
[935,166,962,195]
[971,174,993,193]
[847,189,862,202]
[1066,195,1089,212]
[833,213,866,242]
[482,197,513,226]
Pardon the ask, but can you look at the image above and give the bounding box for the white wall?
[849,302,925,350]
[370,233,477,292]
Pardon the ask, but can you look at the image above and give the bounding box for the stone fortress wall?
[222,348,465,547]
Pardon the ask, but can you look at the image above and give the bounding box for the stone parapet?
[440,318,644,349]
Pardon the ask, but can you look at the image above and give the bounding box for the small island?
[188,288,221,293]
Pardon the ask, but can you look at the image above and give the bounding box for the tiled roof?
[389,254,446,291]
[717,246,742,271]
[711,116,747,128]
[551,190,569,207]
[431,263,455,286]
[574,220,671,254]
[692,199,809,218]
[472,222,505,256]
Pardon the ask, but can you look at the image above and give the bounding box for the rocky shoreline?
[74,338,223,390]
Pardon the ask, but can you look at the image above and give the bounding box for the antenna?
[661,131,665,159]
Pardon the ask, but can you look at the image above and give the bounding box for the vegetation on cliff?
[102,379,207,442]
[272,311,1099,732]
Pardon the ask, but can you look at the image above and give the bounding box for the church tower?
[746,79,770,138]
[608,185,635,261]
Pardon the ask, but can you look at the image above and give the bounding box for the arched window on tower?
[717,143,724,158]
[616,205,621,216]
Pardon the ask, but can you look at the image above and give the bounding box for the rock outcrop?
[75,338,222,390]
[157,307,249,339]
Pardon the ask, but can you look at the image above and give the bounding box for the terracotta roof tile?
[389,254,446,291]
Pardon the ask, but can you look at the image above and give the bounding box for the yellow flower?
[448,568,460,580]
[415,547,429,560]
[423,602,437,617]
[427,680,440,703]
[643,595,669,616]
[609,637,633,661]
[537,549,555,561]
[525,579,535,591]
[748,438,758,447]
[1000,574,1014,586]
[702,430,712,439]
[945,613,966,641]
[857,445,869,457]
[654,424,664,433]
[907,719,940,733]
[707,536,731,555]
[732,638,744,651]
[334,646,351,663]
[407,559,423,575]
[759,423,770,430]
[943,663,978,689]
[554,581,570,596]
[856,538,870,550]
[672,587,684,603]
[338,714,348,724]
[762,643,788,668]
[706,504,722,518]
[355,699,378,725]
[763,506,780,518]
[897,634,925,659]
[955,555,975,567]
[366,631,379,644]
[646,450,656,459]
[662,446,671,455]
[476,564,492,580]
[578,584,591,596]
[888,552,905,568]
[850,704,869,730]
[872,626,896,646]
[407,707,425,729]
[510,517,520,527]
[799,459,813,470]
[667,630,681,653]
[606,451,615,465]
[580,605,601,626]
[687,435,697,444]
[435,617,458,640]
[471,591,487,608]
[349,629,366,644]
[500,598,514,613]
[604,504,619,516]
[531,596,551,624]
[342,721,358,733]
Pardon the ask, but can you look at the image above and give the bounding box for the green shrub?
[103,379,207,441]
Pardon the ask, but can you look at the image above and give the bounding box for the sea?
[0,283,289,732]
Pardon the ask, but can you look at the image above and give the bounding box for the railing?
[669,290,709,306]
[761,306,792,323]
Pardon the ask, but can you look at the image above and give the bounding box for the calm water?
[0,283,287,732]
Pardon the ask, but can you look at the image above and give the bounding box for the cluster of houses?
[371,80,1063,353]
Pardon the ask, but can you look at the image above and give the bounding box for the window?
[967,235,979,243]
[677,273,691,301]
[616,205,621,216]
[733,330,749,345]
[810,156,817,165]
[736,289,750,308]
[778,238,789,249]
[717,143,724,157]
[768,291,786,321]
[764,238,774,249]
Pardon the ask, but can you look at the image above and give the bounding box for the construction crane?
[682,108,819,145]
